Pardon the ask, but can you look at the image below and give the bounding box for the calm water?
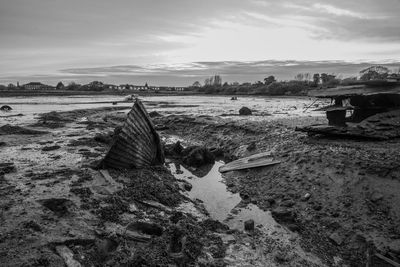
[0,94,327,125]
[168,161,276,230]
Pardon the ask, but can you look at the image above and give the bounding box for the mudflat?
[0,96,399,266]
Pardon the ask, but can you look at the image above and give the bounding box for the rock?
[370,191,384,202]
[329,232,344,246]
[271,207,296,223]
[244,219,255,231]
[41,145,61,151]
[239,107,252,115]
[0,105,12,111]
[301,193,311,201]
[183,146,215,167]
[183,181,192,191]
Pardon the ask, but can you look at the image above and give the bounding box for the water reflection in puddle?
[168,161,275,230]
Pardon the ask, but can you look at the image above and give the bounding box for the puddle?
[168,161,275,230]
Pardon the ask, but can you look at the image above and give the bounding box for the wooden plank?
[375,253,400,267]
[219,152,280,173]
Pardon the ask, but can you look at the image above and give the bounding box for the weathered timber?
[101,99,164,169]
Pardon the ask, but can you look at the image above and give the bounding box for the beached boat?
[296,79,400,139]
[101,99,164,169]
[125,94,139,101]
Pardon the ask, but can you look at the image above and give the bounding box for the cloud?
[312,3,366,18]
[1,0,400,84]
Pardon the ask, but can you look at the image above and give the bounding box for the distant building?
[23,82,43,90]
[23,82,55,90]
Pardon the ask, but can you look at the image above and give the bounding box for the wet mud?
[1,97,399,266]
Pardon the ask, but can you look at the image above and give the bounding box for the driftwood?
[101,100,164,169]
[219,152,280,173]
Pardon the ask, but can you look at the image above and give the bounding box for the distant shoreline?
[0,89,197,97]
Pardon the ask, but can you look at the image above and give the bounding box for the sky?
[1,0,400,86]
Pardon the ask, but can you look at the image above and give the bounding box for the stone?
[329,232,344,246]
[244,219,255,231]
[370,191,384,202]
[239,107,252,115]
[182,146,215,167]
[271,207,296,223]
[302,193,311,201]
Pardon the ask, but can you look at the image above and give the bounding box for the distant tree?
[313,73,320,86]
[304,73,311,81]
[264,75,276,85]
[231,82,240,86]
[66,82,81,91]
[204,78,212,86]
[56,81,64,90]
[254,81,263,86]
[222,82,229,87]
[145,82,149,88]
[359,66,389,81]
[192,81,201,87]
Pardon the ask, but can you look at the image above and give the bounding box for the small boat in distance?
[125,94,139,101]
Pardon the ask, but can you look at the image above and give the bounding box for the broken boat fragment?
[101,99,164,169]
[219,151,281,173]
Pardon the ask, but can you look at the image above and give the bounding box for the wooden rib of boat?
[219,152,280,173]
[101,99,164,169]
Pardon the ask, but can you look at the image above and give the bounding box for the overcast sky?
[1,0,400,86]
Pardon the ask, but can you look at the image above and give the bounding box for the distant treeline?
[188,66,400,96]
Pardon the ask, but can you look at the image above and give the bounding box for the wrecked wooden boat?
[296,78,400,139]
[101,99,164,169]
[219,152,280,173]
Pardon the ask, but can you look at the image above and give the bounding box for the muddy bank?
[0,107,233,267]
[153,112,400,266]
[1,103,398,266]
